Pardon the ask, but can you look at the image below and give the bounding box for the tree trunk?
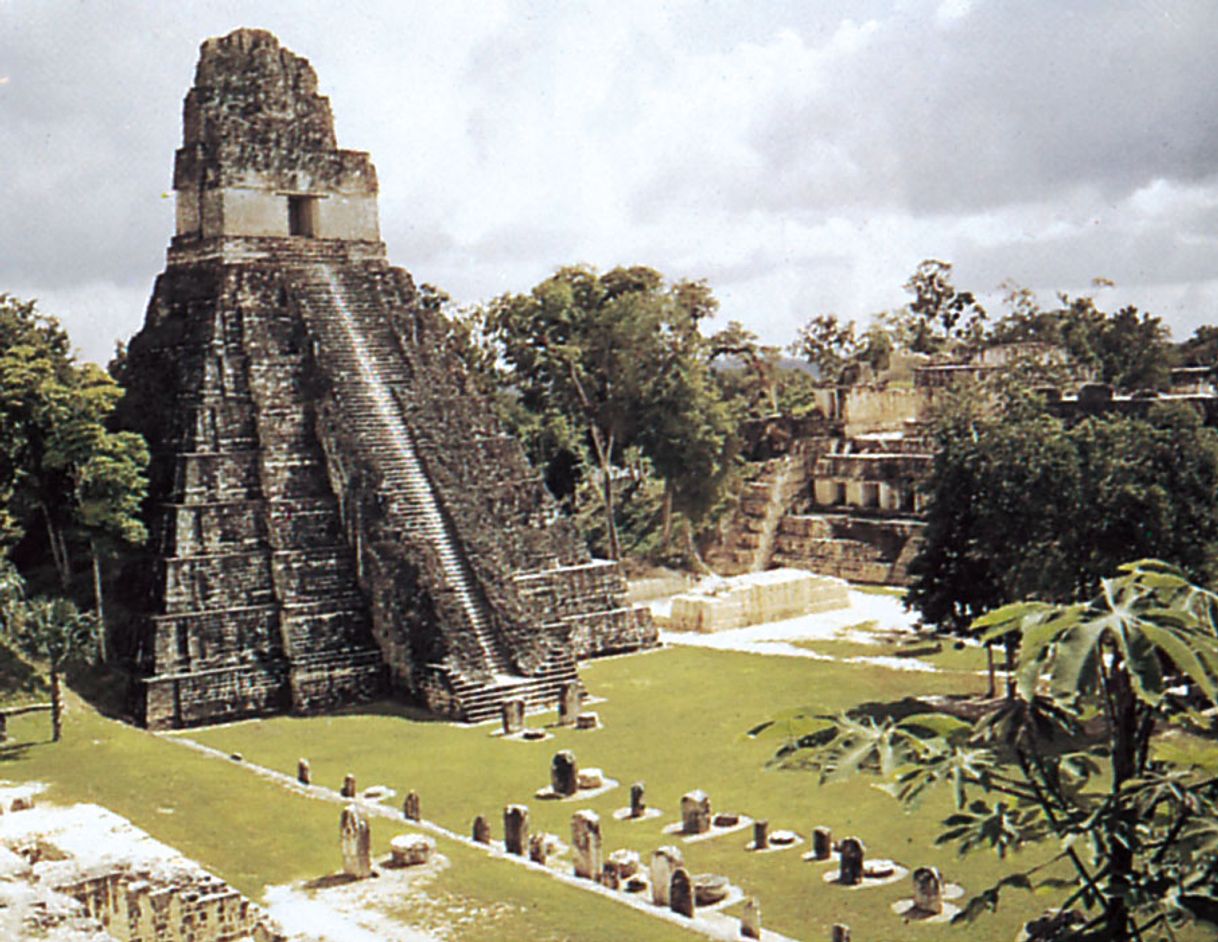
[91,539,107,662]
[600,459,620,560]
[984,643,996,698]
[661,481,674,549]
[41,507,70,590]
[1004,635,1017,700]
[50,666,62,742]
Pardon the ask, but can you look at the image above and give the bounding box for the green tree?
[0,296,149,645]
[11,596,97,741]
[909,401,1218,629]
[762,560,1218,941]
[987,286,1172,392]
[789,313,859,384]
[485,265,734,560]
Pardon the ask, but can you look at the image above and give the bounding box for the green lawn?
[1,645,1079,941]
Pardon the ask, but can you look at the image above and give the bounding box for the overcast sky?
[2,1,1217,365]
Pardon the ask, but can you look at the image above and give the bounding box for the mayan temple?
[119,28,656,730]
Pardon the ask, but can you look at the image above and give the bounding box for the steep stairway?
[292,264,512,676]
[288,262,580,718]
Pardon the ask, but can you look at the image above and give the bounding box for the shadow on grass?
[330,699,452,724]
[65,660,134,722]
[303,872,365,890]
[0,740,44,761]
[0,644,50,706]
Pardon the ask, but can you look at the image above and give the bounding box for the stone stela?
[680,790,712,835]
[504,804,529,856]
[340,804,372,879]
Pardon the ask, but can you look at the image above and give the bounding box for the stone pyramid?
[119,28,655,729]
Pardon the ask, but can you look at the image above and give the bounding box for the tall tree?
[485,265,734,560]
[909,399,1218,627]
[0,295,149,644]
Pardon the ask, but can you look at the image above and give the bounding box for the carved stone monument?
[741,896,762,939]
[650,846,684,906]
[472,815,491,844]
[838,837,865,886]
[504,804,529,856]
[502,699,525,735]
[558,682,582,726]
[812,826,833,860]
[670,868,695,918]
[681,790,711,835]
[340,804,372,879]
[551,750,579,797]
[912,866,944,914]
[630,781,646,818]
[403,790,420,822]
[571,810,602,880]
[297,759,310,785]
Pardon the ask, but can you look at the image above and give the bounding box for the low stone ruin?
[340,804,372,879]
[0,796,289,941]
[659,568,849,632]
[576,711,600,730]
[528,833,551,865]
[389,834,434,867]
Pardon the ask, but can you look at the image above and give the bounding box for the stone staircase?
[706,450,809,575]
[286,262,584,721]
[291,263,514,678]
[772,512,923,585]
[428,649,582,724]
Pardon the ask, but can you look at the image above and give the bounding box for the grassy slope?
[0,643,1129,941]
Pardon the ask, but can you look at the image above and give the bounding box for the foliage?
[769,561,1218,941]
[0,295,149,606]
[4,569,97,741]
[482,266,737,560]
[789,313,859,384]
[908,397,1218,629]
[987,284,1172,392]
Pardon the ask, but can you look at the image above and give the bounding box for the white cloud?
[1,0,1216,366]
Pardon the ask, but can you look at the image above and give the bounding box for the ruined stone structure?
[121,29,655,729]
[707,414,929,585]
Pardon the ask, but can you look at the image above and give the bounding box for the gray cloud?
[1,1,1215,365]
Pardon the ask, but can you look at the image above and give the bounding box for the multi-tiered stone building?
[120,29,654,730]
